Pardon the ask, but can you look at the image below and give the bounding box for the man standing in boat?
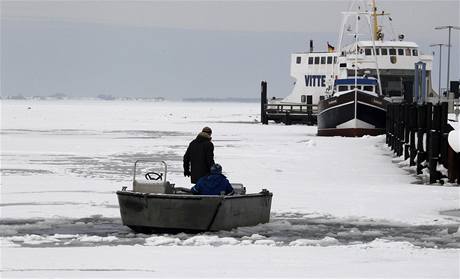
[183,126,215,183]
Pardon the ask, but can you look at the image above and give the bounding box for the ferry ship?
[317,0,436,136]
[264,0,435,131]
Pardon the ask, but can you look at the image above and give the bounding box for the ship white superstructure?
[283,51,337,105]
[281,40,434,105]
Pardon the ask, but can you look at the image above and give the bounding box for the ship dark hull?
[317,90,388,137]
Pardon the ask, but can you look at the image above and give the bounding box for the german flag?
[327,42,335,53]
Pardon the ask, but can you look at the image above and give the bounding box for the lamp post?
[434,25,460,92]
[430,43,448,95]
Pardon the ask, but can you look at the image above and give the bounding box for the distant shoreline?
[182,97,258,103]
[0,96,259,103]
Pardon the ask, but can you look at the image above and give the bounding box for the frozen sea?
[1,100,459,278]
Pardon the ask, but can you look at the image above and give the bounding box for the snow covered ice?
[1,100,459,278]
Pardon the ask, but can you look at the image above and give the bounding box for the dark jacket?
[183,132,215,183]
[191,174,234,195]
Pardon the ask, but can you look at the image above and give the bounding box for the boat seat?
[133,180,174,194]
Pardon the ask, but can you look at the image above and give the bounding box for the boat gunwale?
[116,190,272,200]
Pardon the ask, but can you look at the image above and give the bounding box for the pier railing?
[264,103,318,114]
[263,103,318,125]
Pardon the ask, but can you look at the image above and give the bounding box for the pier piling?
[386,100,457,185]
[261,81,268,125]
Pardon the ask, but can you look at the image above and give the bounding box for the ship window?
[405,48,411,56]
[398,49,404,55]
[339,63,347,67]
[375,48,380,55]
[301,95,306,103]
[334,57,337,63]
[365,48,372,55]
[364,85,374,92]
[412,49,418,56]
[351,85,362,90]
[314,57,320,64]
[320,57,326,64]
[381,48,388,55]
[327,56,333,64]
[296,56,302,64]
[389,49,396,55]
[338,86,348,92]
[308,57,313,64]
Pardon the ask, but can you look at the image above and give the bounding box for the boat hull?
[116,190,272,233]
[317,90,388,137]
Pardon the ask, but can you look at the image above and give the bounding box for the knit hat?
[202,126,212,135]
[210,164,222,174]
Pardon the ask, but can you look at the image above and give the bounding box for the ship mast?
[371,0,388,41]
[369,0,383,95]
[333,0,383,95]
[372,0,379,41]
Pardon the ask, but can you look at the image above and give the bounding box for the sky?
[1,0,459,99]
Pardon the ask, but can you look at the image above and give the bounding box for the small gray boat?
[116,160,272,233]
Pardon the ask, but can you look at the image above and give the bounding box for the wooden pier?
[260,81,317,125]
[386,101,458,184]
[386,96,459,185]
